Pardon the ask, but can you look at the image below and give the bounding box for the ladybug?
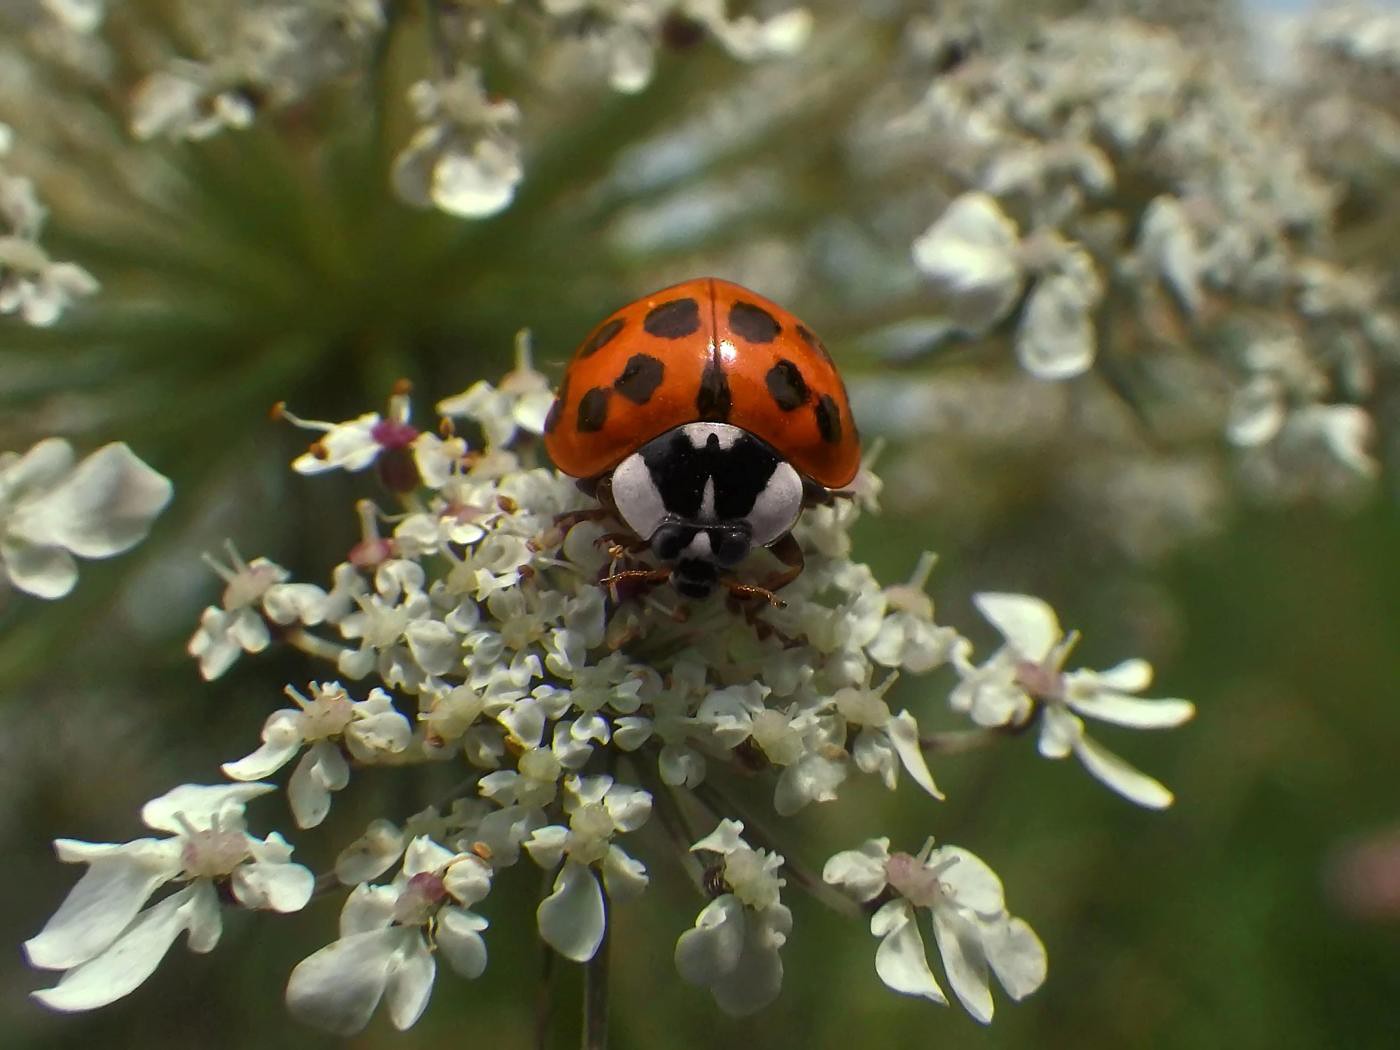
[544,277,860,604]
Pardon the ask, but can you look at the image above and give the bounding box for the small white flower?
[187,543,328,680]
[436,331,556,448]
[286,837,492,1035]
[867,552,960,673]
[392,71,522,219]
[697,684,849,815]
[278,383,436,487]
[824,837,1046,1023]
[675,820,792,1017]
[524,775,651,962]
[26,784,313,1012]
[953,593,1195,808]
[223,681,413,827]
[833,673,943,799]
[0,439,171,599]
[0,236,99,326]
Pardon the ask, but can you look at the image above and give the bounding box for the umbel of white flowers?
[24,344,1194,1033]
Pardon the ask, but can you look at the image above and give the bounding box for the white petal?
[601,844,649,903]
[603,784,652,832]
[972,593,1060,662]
[385,935,436,1031]
[1015,269,1098,380]
[221,710,302,780]
[1,437,75,491]
[675,895,745,986]
[443,857,492,908]
[936,847,1006,916]
[289,742,350,829]
[1067,687,1195,729]
[709,903,791,1017]
[30,885,201,1012]
[690,818,746,856]
[9,443,171,558]
[140,782,273,833]
[431,141,520,219]
[536,861,605,963]
[931,906,994,1024]
[871,900,947,1004]
[2,539,78,598]
[888,710,944,800]
[523,824,569,871]
[405,619,460,677]
[1072,733,1175,809]
[822,839,890,903]
[773,753,847,816]
[232,859,314,913]
[911,192,1024,333]
[335,820,406,884]
[286,927,404,1035]
[1037,705,1082,759]
[340,884,398,937]
[184,879,223,953]
[985,916,1047,1001]
[436,907,489,979]
[25,844,178,969]
[1089,657,1153,692]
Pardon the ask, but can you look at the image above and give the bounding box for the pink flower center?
[371,418,420,450]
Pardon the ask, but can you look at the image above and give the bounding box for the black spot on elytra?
[695,358,731,421]
[814,394,842,444]
[728,300,781,344]
[612,353,665,404]
[578,317,625,358]
[577,387,610,432]
[765,360,809,412]
[643,298,701,339]
[796,324,833,364]
[639,428,781,521]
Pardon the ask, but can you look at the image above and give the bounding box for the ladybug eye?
[710,527,751,567]
[650,523,689,562]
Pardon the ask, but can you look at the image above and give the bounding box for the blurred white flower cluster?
[26,349,1194,1032]
[0,123,98,326]
[112,0,808,220]
[848,6,1400,519]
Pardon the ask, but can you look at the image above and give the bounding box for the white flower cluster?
[130,0,387,141]
[25,346,1195,1032]
[0,438,171,599]
[880,12,1398,497]
[537,0,812,95]
[119,0,808,221]
[0,123,98,327]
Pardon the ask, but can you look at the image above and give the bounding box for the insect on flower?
[543,278,860,607]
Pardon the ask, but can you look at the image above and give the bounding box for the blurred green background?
[2,2,1399,1048]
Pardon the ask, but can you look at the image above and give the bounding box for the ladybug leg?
[758,532,805,593]
[600,565,673,593]
[724,580,787,609]
[553,507,612,533]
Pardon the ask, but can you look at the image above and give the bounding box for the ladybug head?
[608,423,804,598]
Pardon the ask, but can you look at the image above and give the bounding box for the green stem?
[582,886,611,1050]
